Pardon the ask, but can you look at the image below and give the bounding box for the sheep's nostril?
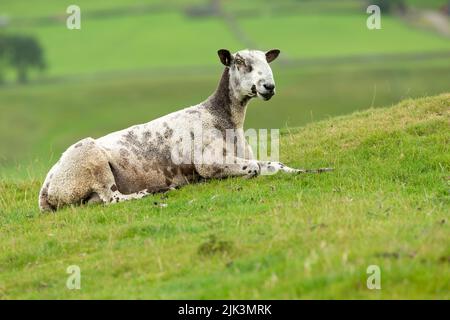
[263,83,275,92]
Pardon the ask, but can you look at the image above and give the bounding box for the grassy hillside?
[0,94,448,299]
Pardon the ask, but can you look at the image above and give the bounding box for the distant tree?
[7,35,46,83]
[0,35,46,84]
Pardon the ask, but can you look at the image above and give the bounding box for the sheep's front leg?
[195,159,333,179]
[258,161,334,175]
[195,158,261,179]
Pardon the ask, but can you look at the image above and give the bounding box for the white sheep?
[39,49,331,211]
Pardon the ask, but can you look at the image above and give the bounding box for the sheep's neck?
[206,67,250,129]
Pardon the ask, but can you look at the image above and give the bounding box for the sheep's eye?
[235,59,244,65]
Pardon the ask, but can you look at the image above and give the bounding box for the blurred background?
[0,0,449,180]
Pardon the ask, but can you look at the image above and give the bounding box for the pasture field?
[1,0,447,19]
[0,94,448,299]
[239,14,450,58]
[0,0,202,18]
[0,0,449,299]
[2,2,450,77]
[406,0,449,9]
[6,13,242,76]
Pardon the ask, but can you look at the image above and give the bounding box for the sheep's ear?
[218,49,232,66]
[266,49,280,63]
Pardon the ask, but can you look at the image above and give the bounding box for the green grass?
[406,0,449,9]
[6,13,242,76]
[0,0,448,299]
[0,0,204,18]
[224,0,362,14]
[1,0,446,19]
[239,14,450,59]
[0,94,448,299]
[3,9,449,77]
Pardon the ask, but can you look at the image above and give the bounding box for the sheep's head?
[218,48,280,102]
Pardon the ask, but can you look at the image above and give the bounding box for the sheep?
[39,48,332,212]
